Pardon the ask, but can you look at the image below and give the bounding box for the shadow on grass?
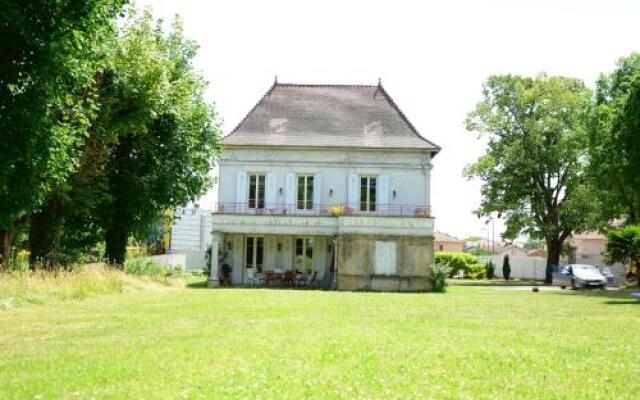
[603,300,639,305]
[546,287,639,305]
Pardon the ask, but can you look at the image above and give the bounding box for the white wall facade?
[217,146,432,212]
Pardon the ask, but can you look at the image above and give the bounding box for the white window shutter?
[375,241,397,275]
[236,172,247,212]
[347,174,358,209]
[313,173,322,210]
[265,172,277,210]
[379,175,390,210]
[286,173,295,213]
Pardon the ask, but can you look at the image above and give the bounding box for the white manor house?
[203,81,440,291]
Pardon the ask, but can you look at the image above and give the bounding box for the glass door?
[245,236,264,273]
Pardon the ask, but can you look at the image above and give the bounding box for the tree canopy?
[590,54,640,223]
[0,0,127,265]
[27,8,221,266]
[465,74,599,283]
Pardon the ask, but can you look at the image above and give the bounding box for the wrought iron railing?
[213,203,431,218]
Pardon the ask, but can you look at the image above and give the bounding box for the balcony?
[211,203,434,237]
[213,203,431,218]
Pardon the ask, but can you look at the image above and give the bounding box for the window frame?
[359,175,377,212]
[247,173,266,209]
[296,174,315,211]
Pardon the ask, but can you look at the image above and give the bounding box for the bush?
[468,263,486,279]
[431,263,451,292]
[123,257,169,277]
[503,254,511,281]
[485,260,495,279]
[435,252,479,278]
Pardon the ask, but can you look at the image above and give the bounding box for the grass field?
[0,280,638,399]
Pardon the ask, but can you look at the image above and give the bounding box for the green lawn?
[0,283,638,399]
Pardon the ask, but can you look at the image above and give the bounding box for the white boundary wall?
[480,255,627,283]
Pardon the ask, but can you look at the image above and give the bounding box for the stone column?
[208,232,223,287]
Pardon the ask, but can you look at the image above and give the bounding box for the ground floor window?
[246,236,264,272]
[294,237,314,272]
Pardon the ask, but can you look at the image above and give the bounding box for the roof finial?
[378,77,382,86]
[275,74,278,85]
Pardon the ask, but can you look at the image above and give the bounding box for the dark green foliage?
[485,260,495,279]
[503,254,511,281]
[26,8,221,266]
[603,225,640,270]
[0,0,128,267]
[431,263,451,292]
[590,54,640,223]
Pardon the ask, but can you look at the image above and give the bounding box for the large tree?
[590,54,640,223]
[0,0,127,267]
[465,75,599,283]
[28,9,221,266]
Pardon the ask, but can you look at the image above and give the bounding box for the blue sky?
[142,0,640,240]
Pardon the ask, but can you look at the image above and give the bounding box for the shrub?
[123,257,169,277]
[485,260,495,279]
[435,252,479,278]
[503,254,511,281]
[468,263,486,279]
[431,263,451,292]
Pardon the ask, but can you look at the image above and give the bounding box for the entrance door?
[245,236,264,274]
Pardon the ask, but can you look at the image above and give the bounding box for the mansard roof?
[222,81,440,153]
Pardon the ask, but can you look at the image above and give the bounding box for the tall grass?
[0,267,184,310]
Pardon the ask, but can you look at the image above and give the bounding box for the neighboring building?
[208,81,440,291]
[569,232,606,266]
[495,244,528,258]
[464,238,506,254]
[527,249,547,258]
[434,232,464,252]
[168,207,213,271]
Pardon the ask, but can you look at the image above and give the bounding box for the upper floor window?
[248,173,265,209]
[360,176,377,211]
[297,175,314,210]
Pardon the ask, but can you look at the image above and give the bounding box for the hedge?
[435,251,484,279]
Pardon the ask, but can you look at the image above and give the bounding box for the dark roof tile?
[223,82,440,152]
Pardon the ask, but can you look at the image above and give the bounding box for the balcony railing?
[213,203,432,218]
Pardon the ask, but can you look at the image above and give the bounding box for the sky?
[142,0,640,241]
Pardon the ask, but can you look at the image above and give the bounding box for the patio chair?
[246,269,263,287]
[295,271,308,286]
[306,271,318,287]
[283,270,296,286]
[264,270,275,286]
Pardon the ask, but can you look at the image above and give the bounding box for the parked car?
[598,266,615,285]
[554,264,608,289]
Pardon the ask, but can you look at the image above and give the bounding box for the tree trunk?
[29,193,65,269]
[1,229,12,269]
[105,213,129,266]
[545,237,562,284]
